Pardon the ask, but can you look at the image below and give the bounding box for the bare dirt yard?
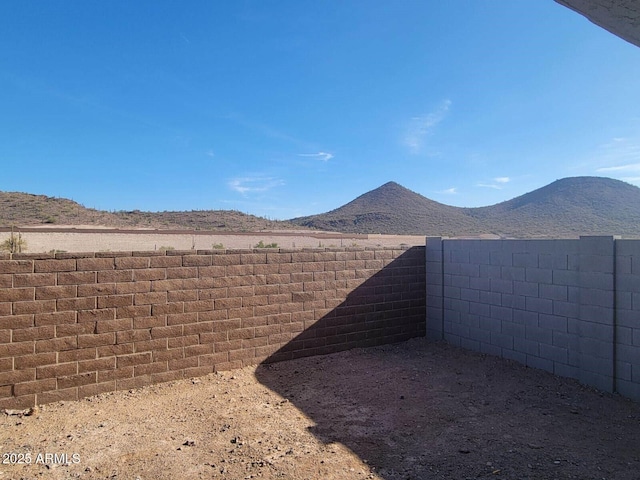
[2,339,639,480]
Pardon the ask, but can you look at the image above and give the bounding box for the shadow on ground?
[256,249,640,480]
[256,339,640,479]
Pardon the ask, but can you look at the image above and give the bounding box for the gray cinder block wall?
[426,236,640,401]
[615,240,640,400]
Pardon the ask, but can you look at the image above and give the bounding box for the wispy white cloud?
[403,99,451,154]
[4,73,179,133]
[226,113,314,150]
[298,152,334,162]
[205,149,215,158]
[438,187,458,194]
[476,183,502,190]
[477,177,510,190]
[621,176,640,185]
[596,163,640,173]
[228,176,285,195]
[589,136,640,174]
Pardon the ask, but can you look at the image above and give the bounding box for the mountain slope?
[0,193,120,226]
[291,177,640,237]
[3,177,640,237]
[290,182,482,235]
[0,192,301,231]
[465,176,640,236]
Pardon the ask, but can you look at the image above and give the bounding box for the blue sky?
[2,1,640,220]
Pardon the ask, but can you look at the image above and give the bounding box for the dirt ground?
[1,338,639,480]
[0,229,426,253]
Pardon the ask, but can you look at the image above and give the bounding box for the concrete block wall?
[0,247,426,409]
[615,240,640,400]
[427,236,639,400]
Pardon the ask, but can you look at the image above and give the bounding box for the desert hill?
[291,177,640,237]
[2,176,639,238]
[0,192,300,232]
[464,176,640,237]
[291,182,482,236]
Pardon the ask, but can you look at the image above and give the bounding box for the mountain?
[291,177,640,237]
[464,176,640,237]
[0,192,301,231]
[290,182,483,236]
[3,177,640,237]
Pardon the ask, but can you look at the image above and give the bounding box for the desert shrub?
[0,232,27,253]
[212,243,224,249]
[254,240,278,248]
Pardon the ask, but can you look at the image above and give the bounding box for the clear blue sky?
[2,1,640,219]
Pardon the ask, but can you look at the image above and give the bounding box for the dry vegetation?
[3,176,640,238]
[292,177,640,237]
[0,192,303,232]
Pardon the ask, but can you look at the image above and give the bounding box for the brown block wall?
[0,247,426,409]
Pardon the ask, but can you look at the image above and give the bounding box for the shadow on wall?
[255,247,426,479]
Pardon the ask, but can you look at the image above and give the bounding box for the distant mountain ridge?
[2,176,639,238]
[291,177,640,237]
[463,176,640,237]
[0,192,300,232]
[290,182,482,236]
